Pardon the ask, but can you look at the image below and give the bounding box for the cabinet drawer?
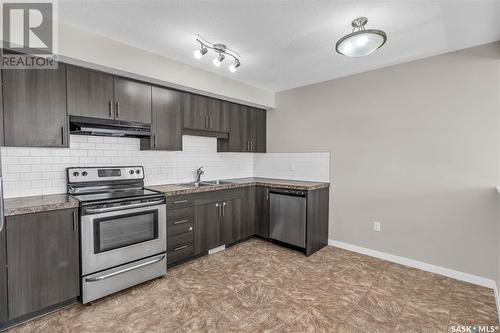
[166,194,194,209]
[167,243,194,265]
[167,216,193,237]
[167,206,193,221]
[167,232,194,265]
[168,231,194,250]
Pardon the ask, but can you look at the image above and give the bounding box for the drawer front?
[194,188,246,206]
[167,231,194,251]
[167,243,194,265]
[166,194,194,209]
[167,206,193,221]
[167,216,193,237]
[167,232,194,265]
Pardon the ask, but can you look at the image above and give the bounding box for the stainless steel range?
[67,166,166,304]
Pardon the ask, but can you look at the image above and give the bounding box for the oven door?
[81,202,166,276]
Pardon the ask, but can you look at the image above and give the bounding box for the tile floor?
[6,238,499,333]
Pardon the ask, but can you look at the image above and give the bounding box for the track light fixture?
[193,35,241,73]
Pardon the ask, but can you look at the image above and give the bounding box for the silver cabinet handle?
[115,101,119,118]
[61,126,65,145]
[85,200,165,214]
[205,115,209,129]
[222,202,226,216]
[108,100,113,117]
[251,141,254,151]
[216,203,220,216]
[85,255,165,282]
[153,134,157,148]
[173,245,189,252]
[173,219,189,225]
[266,189,269,200]
[189,226,193,231]
[173,200,188,204]
[209,116,213,129]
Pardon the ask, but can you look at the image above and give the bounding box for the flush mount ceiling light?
[335,17,387,57]
[194,35,241,73]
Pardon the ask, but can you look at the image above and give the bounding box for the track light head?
[229,59,240,73]
[213,53,225,67]
[193,44,208,59]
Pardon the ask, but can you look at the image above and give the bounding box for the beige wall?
[59,24,274,108]
[268,42,500,279]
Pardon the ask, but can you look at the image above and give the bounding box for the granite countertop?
[4,194,79,217]
[147,177,330,196]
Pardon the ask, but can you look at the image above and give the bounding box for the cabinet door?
[248,108,266,153]
[182,93,209,131]
[66,65,114,119]
[0,223,7,323]
[221,199,243,245]
[228,104,250,152]
[113,77,152,123]
[208,98,229,132]
[147,87,182,151]
[6,209,79,319]
[255,186,270,238]
[3,65,68,147]
[194,203,221,255]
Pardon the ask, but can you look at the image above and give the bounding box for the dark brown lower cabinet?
[221,198,243,245]
[0,221,7,323]
[255,186,270,238]
[193,202,221,255]
[6,209,79,319]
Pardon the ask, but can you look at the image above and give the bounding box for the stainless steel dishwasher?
[269,188,307,248]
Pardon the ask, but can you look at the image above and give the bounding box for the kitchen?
[1,1,500,332]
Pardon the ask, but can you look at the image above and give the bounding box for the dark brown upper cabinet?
[218,103,266,153]
[113,77,152,124]
[2,64,68,147]
[248,107,266,153]
[141,86,182,151]
[6,209,79,320]
[67,66,151,124]
[67,65,114,119]
[182,92,228,133]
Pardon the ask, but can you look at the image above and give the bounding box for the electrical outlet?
[373,221,381,232]
[289,161,295,171]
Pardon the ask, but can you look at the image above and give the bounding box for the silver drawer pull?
[173,200,188,204]
[189,227,193,231]
[173,245,189,252]
[173,219,189,225]
[85,255,165,282]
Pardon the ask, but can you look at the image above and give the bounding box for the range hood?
[69,116,151,138]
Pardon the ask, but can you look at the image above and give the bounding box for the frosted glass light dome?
[336,17,387,57]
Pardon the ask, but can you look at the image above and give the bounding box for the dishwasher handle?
[269,188,307,197]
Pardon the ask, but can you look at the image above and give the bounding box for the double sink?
[177,180,236,188]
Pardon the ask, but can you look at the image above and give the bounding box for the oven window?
[94,210,159,254]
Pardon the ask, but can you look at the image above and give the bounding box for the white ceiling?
[59,1,500,92]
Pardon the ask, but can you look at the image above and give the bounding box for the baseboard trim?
[328,239,496,289]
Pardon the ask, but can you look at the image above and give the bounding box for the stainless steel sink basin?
[177,180,235,187]
[202,180,236,185]
[177,182,215,188]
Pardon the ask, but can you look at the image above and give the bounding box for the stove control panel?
[67,166,144,183]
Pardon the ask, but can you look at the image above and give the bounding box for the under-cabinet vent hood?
[69,116,151,138]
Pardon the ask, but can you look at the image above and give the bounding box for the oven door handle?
[85,200,165,214]
[85,254,166,282]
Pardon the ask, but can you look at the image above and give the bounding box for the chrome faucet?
[196,167,205,183]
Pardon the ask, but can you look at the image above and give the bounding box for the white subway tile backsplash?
[1,135,330,198]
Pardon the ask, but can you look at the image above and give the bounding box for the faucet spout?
[196,167,205,183]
